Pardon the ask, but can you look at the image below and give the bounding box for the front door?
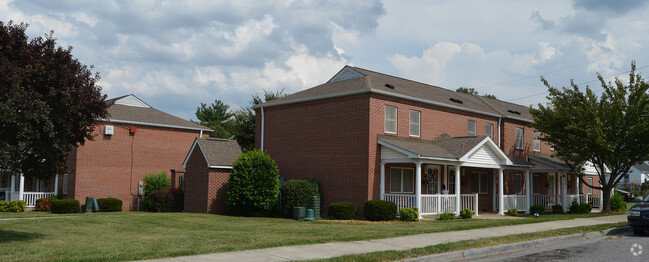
[427,166,440,194]
[548,173,556,195]
[447,168,456,194]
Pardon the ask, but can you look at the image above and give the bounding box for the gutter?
[101,119,212,132]
[261,106,265,150]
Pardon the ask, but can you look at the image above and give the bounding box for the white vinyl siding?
[471,172,489,194]
[390,167,414,193]
[515,128,524,150]
[485,123,494,140]
[409,110,420,137]
[533,131,541,151]
[468,120,477,136]
[385,105,397,134]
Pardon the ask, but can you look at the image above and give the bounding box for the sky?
[3,0,649,121]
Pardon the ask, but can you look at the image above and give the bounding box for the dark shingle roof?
[378,134,487,159]
[634,162,649,172]
[193,138,242,167]
[528,152,569,172]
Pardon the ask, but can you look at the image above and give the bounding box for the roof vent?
[507,109,521,115]
[384,84,395,89]
[449,98,463,104]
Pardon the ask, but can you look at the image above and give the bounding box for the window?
[384,105,397,134]
[467,120,477,136]
[587,177,593,194]
[514,173,523,194]
[515,128,524,149]
[471,172,489,194]
[62,173,69,194]
[390,167,414,193]
[447,169,456,194]
[427,167,439,194]
[533,174,541,194]
[409,110,420,137]
[549,142,555,151]
[533,131,541,151]
[485,123,494,140]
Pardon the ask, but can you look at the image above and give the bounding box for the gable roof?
[103,94,211,132]
[183,138,242,169]
[257,66,532,123]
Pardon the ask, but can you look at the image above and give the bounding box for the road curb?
[406,226,631,262]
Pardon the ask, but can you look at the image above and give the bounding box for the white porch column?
[415,162,422,216]
[54,174,59,195]
[455,165,461,215]
[561,173,567,212]
[498,168,504,215]
[380,162,385,200]
[575,175,580,204]
[18,174,25,201]
[525,170,531,214]
[10,174,15,201]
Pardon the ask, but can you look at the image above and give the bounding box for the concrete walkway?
[142,215,627,262]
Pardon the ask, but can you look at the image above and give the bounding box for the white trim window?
[471,171,489,194]
[62,173,69,194]
[385,105,397,134]
[533,131,541,152]
[390,167,414,193]
[587,177,593,194]
[409,110,420,137]
[468,120,477,136]
[485,123,494,140]
[515,127,524,150]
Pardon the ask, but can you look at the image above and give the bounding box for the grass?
[0,211,615,261]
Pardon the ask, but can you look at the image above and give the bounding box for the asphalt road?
[471,232,649,262]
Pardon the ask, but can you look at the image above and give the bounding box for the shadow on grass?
[0,230,45,243]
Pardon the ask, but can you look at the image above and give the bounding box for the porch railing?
[532,195,563,210]
[581,194,601,208]
[503,195,528,212]
[384,193,479,215]
[1,191,56,207]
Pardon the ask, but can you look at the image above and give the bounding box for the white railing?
[21,192,56,207]
[503,195,528,211]
[532,195,562,210]
[581,194,601,208]
[384,194,479,215]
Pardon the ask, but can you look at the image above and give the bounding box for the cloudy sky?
[3,0,649,120]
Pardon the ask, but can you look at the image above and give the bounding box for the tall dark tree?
[194,99,233,138]
[231,89,285,152]
[0,21,109,179]
[456,87,479,95]
[530,61,649,213]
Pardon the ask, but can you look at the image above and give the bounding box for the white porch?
[385,193,479,215]
[0,172,58,208]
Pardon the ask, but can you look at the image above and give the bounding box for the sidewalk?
[142,215,627,262]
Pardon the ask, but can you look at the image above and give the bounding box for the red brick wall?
[501,119,555,161]
[184,147,209,213]
[206,169,230,214]
[69,123,204,210]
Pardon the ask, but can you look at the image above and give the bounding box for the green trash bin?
[304,209,315,221]
[293,207,306,220]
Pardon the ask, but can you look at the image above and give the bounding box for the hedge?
[143,171,171,211]
[34,198,51,211]
[148,189,183,212]
[364,200,396,221]
[399,207,419,222]
[284,179,321,211]
[459,208,473,219]
[530,205,544,215]
[328,202,356,219]
[51,199,81,214]
[97,197,123,212]
[226,150,280,216]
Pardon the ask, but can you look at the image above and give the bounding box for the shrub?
[226,150,280,216]
[148,189,184,212]
[438,212,456,220]
[530,205,544,215]
[143,171,172,211]
[364,200,397,221]
[570,200,592,214]
[8,200,26,212]
[0,200,8,212]
[506,209,518,216]
[611,194,627,212]
[284,179,321,211]
[34,198,51,211]
[50,199,81,214]
[328,202,356,219]
[399,207,419,222]
[459,208,473,219]
[552,204,564,214]
[96,197,123,212]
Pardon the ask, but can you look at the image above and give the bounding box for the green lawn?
[0,211,614,261]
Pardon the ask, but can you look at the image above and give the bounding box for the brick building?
[254,66,603,217]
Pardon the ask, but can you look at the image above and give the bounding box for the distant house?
[622,162,649,186]
[183,138,242,214]
[0,94,211,210]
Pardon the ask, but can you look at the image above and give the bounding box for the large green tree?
[0,21,109,179]
[530,61,649,213]
[230,89,285,152]
[194,99,233,139]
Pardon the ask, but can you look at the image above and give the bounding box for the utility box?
[308,196,321,220]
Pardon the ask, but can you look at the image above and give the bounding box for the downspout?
[199,130,203,138]
[497,116,502,147]
[261,106,265,151]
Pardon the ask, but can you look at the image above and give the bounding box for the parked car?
[615,189,635,202]
[628,194,649,235]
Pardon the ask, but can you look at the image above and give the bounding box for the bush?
[459,208,473,219]
[438,212,456,220]
[611,194,627,212]
[227,150,280,216]
[96,197,123,212]
[364,200,397,221]
[570,200,592,214]
[8,200,26,212]
[530,205,544,215]
[34,198,51,211]
[284,179,321,211]
[148,189,184,212]
[143,171,172,211]
[400,207,419,222]
[50,199,81,214]
[0,200,8,212]
[506,209,518,216]
[328,202,356,219]
[552,204,564,214]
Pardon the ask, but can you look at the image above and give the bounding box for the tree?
[0,21,109,179]
[230,89,285,152]
[529,61,649,213]
[194,99,233,139]
[483,94,498,99]
[456,87,479,95]
[226,150,280,216]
